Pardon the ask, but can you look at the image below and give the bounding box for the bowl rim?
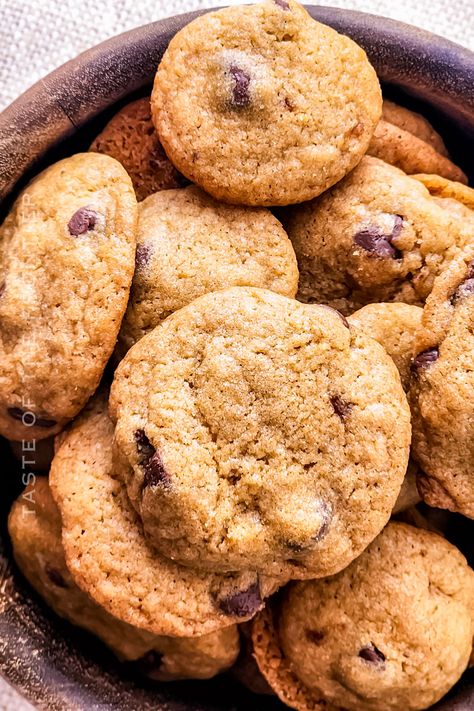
[0,5,473,710]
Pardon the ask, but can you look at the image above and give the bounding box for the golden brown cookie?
[8,476,239,679]
[110,286,410,580]
[381,100,448,156]
[152,0,381,206]
[367,120,467,183]
[412,173,474,209]
[90,97,186,201]
[286,156,470,314]
[0,153,137,441]
[253,522,474,711]
[118,185,298,355]
[410,247,474,519]
[49,396,281,637]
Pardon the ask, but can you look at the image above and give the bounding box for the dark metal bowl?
[0,6,473,709]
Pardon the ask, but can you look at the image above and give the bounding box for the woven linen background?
[0,0,473,708]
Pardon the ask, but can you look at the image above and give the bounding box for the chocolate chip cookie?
[152,0,381,206]
[368,120,467,183]
[252,522,474,711]
[110,286,411,579]
[286,156,470,314]
[118,185,298,355]
[8,476,239,679]
[0,152,137,441]
[413,173,474,210]
[381,100,449,156]
[410,247,474,519]
[90,97,186,201]
[49,395,281,637]
[348,302,423,514]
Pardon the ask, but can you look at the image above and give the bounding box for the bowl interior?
[0,6,473,710]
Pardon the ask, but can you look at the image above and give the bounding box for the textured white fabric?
[0,0,473,708]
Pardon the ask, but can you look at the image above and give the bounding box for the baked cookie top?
[253,522,474,711]
[49,395,280,637]
[152,0,381,206]
[286,156,470,314]
[381,100,448,156]
[8,476,239,679]
[110,287,411,579]
[118,185,298,354]
[0,152,137,441]
[410,247,474,519]
[90,97,186,201]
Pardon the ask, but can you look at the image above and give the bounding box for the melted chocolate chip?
[45,564,68,588]
[306,629,325,645]
[274,0,290,8]
[454,278,474,301]
[143,452,169,488]
[135,429,170,488]
[68,207,98,236]
[218,581,263,618]
[7,407,57,428]
[229,64,251,109]
[133,651,164,679]
[330,394,353,420]
[353,216,404,260]
[135,243,153,270]
[359,645,386,665]
[411,347,439,373]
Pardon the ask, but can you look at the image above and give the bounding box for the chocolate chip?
[359,645,386,665]
[7,407,57,428]
[143,451,169,488]
[330,394,353,420]
[353,216,404,260]
[45,564,68,588]
[133,651,164,679]
[218,581,263,618]
[411,347,439,373]
[306,629,325,645]
[135,243,153,270]
[454,278,474,301]
[229,64,251,109]
[274,0,290,9]
[135,429,170,488]
[68,207,98,236]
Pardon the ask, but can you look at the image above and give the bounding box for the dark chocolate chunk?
[330,394,353,420]
[45,564,68,589]
[135,243,153,270]
[134,429,155,460]
[218,581,263,618]
[229,64,251,109]
[359,644,386,665]
[411,347,439,373]
[306,629,325,645]
[143,451,169,488]
[7,407,57,428]
[452,263,474,303]
[353,227,398,259]
[68,207,98,236]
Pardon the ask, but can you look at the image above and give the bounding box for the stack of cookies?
[4,2,474,709]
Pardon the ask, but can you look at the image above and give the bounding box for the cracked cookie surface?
[152,0,381,206]
[110,287,410,579]
[0,152,137,441]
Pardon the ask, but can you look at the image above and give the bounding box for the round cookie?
[410,247,474,519]
[49,395,281,637]
[90,97,186,201]
[286,156,470,314]
[110,286,411,579]
[152,0,382,206]
[367,120,467,183]
[118,185,298,355]
[412,173,474,210]
[0,152,137,442]
[252,522,474,711]
[381,100,448,156]
[8,477,239,680]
